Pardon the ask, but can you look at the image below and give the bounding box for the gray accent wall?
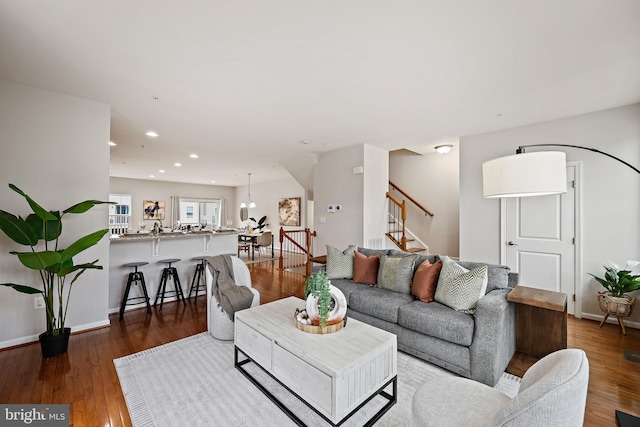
[460,103,640,324]
[0,80,111,347]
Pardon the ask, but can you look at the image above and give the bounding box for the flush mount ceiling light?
[145,131,159,137]
[240,173,256,209]
[482,144,639,198]
[174,162,182,167]
[159,169,165,173]
[190,154,199,159]
[435,144,454,154]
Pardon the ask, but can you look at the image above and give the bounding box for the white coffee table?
[234,296,397,426]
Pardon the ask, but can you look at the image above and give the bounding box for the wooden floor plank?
[0,259,637,426]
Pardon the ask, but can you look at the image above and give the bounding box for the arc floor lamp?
[482,144,640,198]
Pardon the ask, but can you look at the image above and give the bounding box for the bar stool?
[188,256,209,303]
[119,262,152,320]
[154,258,186,311]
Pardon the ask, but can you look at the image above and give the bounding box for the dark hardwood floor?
[0,260,638,426]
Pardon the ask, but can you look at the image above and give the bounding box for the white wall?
[363,144,390,249]
[313,144,389,253]
[109,177,236,228]
[234,176,307,238]
[0,80,111,347]
[460,103,640,323]
[389,149,460,256]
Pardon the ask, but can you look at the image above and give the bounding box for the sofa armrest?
[469,288,516,386]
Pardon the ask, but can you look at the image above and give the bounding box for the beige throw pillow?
[435,256,488,313]
[377,253,417,294]
[325,245,356,279]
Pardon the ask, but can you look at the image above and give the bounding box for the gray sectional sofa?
[328,248,517,386]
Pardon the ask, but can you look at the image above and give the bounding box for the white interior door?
[502,164,578,315]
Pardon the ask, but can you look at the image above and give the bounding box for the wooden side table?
[506,285,568,376]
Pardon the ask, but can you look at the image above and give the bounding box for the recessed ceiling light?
[108,141,117,146]
[145,131,159,137]
[149,174,155,178]
[210,180,216,184]
[159,169,165,173]
[190,154,199,159]
[174,162,182,167]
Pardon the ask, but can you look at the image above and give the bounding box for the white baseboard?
[581,312,639,330]
[0,319,111,350]
[108,295,183,314]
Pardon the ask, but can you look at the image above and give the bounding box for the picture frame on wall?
[143,200,165,220]
[279,197,301,226]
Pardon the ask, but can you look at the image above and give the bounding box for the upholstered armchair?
[411,349,589,426]
[205,255,260,340]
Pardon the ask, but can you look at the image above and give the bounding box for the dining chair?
[252,231,272,258]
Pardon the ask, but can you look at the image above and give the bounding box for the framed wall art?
[143,200,165,220]
[279,197,301,226]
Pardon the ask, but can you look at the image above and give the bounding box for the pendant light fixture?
[240,173,256,208]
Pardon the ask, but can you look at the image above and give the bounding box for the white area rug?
[114,333,520,427]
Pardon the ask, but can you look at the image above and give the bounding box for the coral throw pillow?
[411,259,443,303]
[352,250,379,285]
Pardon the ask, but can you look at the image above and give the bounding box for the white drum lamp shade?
[482,151,567,198]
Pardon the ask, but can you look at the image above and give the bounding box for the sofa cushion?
[330,278,368,301]
[325,245,356,279]
[411,259,443,303]
[377,253,417,294]
[358,247,389,257]
[458,261,510,293]
[412,254,440,275]
[352,250,379,285]
[398,300,475,346]
[435,257,488,313]
[349,286,414,323]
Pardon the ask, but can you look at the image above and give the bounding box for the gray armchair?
[411,349,589,426]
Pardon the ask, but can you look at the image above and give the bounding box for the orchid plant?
[589,260,640,298]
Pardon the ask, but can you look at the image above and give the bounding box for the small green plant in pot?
[304,271,332,328]
[589,260,640,297]
[590,261,640,333]
[0,184,112,357]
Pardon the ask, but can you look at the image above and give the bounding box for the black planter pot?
[38,328,71,358]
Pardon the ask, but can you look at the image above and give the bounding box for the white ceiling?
[1,0,639,187]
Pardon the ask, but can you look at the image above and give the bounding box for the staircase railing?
[279,227,317,276]
[386,181,434,252]
[389,180,434,217]
[386,192,407,250]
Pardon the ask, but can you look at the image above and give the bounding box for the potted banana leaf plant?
[0,184,112,357]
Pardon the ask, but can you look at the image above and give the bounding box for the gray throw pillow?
[435,256,488,313]
[325,245,356,279]
[377,253,417,294]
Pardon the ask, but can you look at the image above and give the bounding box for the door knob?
[507,241,519,246]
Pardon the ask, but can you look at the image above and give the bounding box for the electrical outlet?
[34,295,45,310]
[327,205,335,213]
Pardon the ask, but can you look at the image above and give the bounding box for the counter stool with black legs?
[154,258,186,311]
[188,255,209,303]
[119,262,152,320]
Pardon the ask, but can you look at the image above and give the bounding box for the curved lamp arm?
[516,144,639,174]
